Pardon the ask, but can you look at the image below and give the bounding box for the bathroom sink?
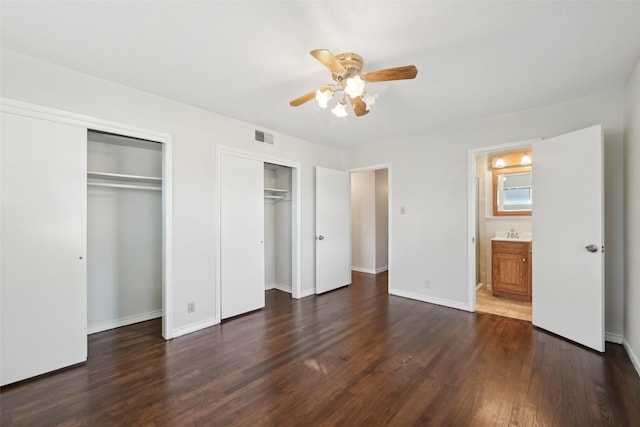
[491,231,532,242]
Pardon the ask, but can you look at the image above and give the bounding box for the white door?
[1,113,88,386]
[532,125,604,352]
[315,167,351,294]
[220,153,265,319]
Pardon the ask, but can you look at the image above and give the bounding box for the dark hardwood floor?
[2,271,639,426]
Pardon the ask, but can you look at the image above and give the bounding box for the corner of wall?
[171,317,219,339]
[623,58,640,376]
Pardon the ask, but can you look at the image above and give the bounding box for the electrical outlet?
[423,280,431,289]
[400,206,406,215]
[187,301,195,313]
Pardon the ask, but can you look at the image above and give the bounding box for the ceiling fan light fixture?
[289,49,418,118]
[315,88,333,109]
[344,75,365,98]
[362,92,378,111]
[331,100,348,118]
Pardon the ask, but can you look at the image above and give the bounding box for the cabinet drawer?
[492,241,529,254]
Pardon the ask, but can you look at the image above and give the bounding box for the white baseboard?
[623,337,640,377]
[274,283,292,293]
[171,317,218,338]
[389,288,471,312]
[476,283,484,291]
[296,288,316,299]
[605,332,624,344]
[265,283,275,290]
[352,266,389,274]
[352,266,376,274]
[88,309,162,334]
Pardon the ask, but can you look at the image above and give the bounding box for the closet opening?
[87,130,164,337]
[217,146,301,322]
[264,163,293,297]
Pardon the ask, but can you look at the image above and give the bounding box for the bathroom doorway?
[469,141,537,322]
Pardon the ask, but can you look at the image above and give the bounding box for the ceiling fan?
[290,49,418,117]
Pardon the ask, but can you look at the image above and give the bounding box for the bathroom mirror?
[492,165,532,216]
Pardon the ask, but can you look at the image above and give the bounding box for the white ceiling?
[2,1,640,149]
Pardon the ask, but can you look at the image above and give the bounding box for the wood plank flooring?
[476,287,532,321]
[2,271,639,426]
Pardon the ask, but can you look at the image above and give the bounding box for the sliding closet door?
[1,113,87,386]
[220,153,265,319]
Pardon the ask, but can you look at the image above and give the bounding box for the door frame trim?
[466,139,540,313]
[347,163,392,292]
[0,97,175,339]
[215,145,302,324]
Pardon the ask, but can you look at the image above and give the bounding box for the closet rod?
[88,182,162,191]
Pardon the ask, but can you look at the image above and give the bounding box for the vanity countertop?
[491,237,532,242]
[491,232,532,242]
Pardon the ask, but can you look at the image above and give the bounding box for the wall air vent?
[255,130,274,145]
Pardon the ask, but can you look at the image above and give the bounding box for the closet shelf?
[88,182,161,191]
[88,171,162,183]
[264,187,289,193]
[264,187,290,201]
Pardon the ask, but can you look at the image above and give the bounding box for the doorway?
[469,126,605,352]
[349,165,390,293]
[468,140,539,321]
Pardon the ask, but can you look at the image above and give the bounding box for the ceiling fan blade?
[350,96,369,117]
[289,86,331,107]
[289,90,317,107]
[362,65,418,82]
[310,49,346,74]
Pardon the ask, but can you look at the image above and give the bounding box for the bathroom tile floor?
[476,287,532,321]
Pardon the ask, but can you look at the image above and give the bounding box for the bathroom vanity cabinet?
[491,241,532,301]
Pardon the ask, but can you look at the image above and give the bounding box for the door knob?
[585,244,598,253]
[522,258,527,262]
[317,235,324,240]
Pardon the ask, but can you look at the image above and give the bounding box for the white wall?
[347,90,625,336]
[351,171,376,272]
[624,59,640,373]
[264,169,276,290]
[87,134,163,332]
[0,49,347,336]
[375,169,389,271]
[274,168,292,291]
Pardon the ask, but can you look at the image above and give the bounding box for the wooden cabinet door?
[492,241,531,301]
